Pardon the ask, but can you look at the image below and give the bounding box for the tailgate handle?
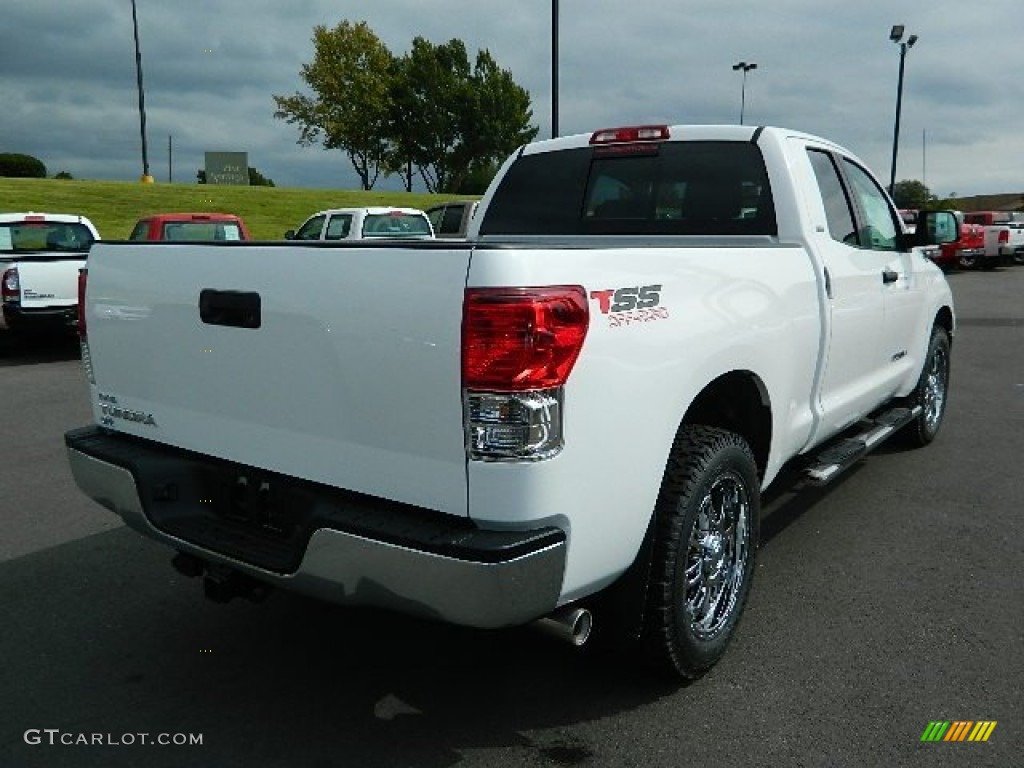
[199,289,261,329]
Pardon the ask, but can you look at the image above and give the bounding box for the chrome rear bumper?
[66,427,566,629]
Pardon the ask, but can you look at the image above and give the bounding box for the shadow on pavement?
[0,331,79,367]
[0,527,675,768]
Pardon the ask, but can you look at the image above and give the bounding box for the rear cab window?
[0,221,96,253]
[480,141,777,236]
[160,222,242,241]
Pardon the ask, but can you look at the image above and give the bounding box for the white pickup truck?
[66,125,957,679]
[962,210,1024,266]
[1,212,99,336]
[283,206,434,241]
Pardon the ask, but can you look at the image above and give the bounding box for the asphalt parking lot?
[1,266,1021,768]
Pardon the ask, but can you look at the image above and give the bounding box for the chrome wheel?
[641,425,760,679]
[684,472,751,640]
[922,343,948,433]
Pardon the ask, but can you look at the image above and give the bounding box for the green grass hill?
[0,177,469,240]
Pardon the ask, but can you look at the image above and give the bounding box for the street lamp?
[888,25,918,195]
[732,62,757,125]
[130,0,153,183]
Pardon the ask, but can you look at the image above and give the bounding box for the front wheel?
[640,426,759,679]
[958,252,979,270]
[901,326,951,447]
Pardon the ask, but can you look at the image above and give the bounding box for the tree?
[54,170,74,180]
[395,39,538,193]
[0,153,47,178]
[273,21,394,190]
[892,179,935,209]
[398,37,472,193]
[383,53,420,192]
[454,49,537,192]
[248,167,275,187]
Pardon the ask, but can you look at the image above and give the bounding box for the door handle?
[199,289,261,328]
[882,268,899,284]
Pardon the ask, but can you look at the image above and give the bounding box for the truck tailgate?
[85,242,472,516]
[11,255,86,308]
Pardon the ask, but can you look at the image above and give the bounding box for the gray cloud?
[2,0,1022,196]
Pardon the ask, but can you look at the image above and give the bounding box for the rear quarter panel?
[465,241,822,601]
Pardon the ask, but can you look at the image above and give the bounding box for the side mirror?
[283,230,295,240]
[912,210,958,247]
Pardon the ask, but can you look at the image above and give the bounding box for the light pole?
[888,25,917,196]
[130,0,153,183]
[732,62,757,125]
[552,0,559,138]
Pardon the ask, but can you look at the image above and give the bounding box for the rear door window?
[362,213,432,238]
[325,214,353,240]
[807,149,858,245]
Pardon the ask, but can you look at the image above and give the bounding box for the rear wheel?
[640,426,759,679]
[901,326,951,447]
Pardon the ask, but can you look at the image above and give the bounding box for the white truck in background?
[283,207,434,241]
[66,125,957,680]
[426,200,479,238]
[962,210,1024,266]
[1,213,99,336]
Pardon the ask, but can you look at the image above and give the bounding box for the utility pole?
[552,0,559,138]
[130,0,153,183]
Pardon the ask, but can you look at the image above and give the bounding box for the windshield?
[0,221,96,252]
[361,213,432,238]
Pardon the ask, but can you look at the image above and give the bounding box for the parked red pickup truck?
[927,213,985,271]
[129,213,252,241]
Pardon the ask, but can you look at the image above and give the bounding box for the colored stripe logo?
[921,721,997,742]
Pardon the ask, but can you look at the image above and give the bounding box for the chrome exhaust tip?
[534,606,593,647]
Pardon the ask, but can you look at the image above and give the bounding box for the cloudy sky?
[3,0,1023,197]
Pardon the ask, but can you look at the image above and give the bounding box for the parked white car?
[284,207,434,241]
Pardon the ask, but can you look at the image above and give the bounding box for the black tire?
[957,252,978,270]
[901,326,951,447]
[640,425,759,679]
[1014,252,1024,266]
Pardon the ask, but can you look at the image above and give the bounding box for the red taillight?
[2,267,19,303]
[77,267,88,337]
[590,125,670,145]
[999,230,1009,244]
[462,287,589,391]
